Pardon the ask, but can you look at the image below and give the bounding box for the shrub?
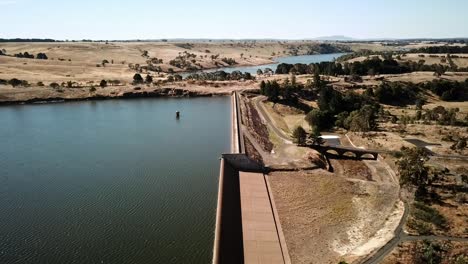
[133,74,144,84]
[36,53,48,60]
[50,82,60,89]
[413,202,447,229]
[292,126,307,145]
[8,78,22,87]
[407,218,432,235]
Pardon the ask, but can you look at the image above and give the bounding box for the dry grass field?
[0,41,354,85]
[0,41,273,83]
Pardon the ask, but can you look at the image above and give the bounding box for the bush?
[413,202,447,229]
[36,53,48,59]
[133,74,144,84]
[8,78,22,87]
[407,218,432,235]
[305,109,331,131]
[50,82,60,89]
[292,126,307,145]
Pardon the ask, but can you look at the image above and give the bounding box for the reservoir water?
[0,97,231,263]
[185,53,348,76]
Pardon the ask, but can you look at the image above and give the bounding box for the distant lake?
[0,97,231,263]
[184,53,348,76]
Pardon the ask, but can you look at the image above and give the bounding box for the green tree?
[417,240,445,264]
[260,80,266,94]
[267,81,280,102]
[305,109,331,131]
[145,75,153,84]
[344,105,377,132]
[292,126,307,146]
[313,71,322,89]
[335,111,349,128]
[397,147,431,197]
[310,127,325,145]
[363,87,374,97]
[318,86,342,114]
[8,78,22,87]
[100,80,107,88]
[133,73,144,84]
[174,74,183,82]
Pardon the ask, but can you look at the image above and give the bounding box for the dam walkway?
[213,92,289,264]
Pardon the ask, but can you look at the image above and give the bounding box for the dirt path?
[252,96,292,143]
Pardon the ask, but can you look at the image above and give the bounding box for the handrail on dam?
[213,92,289,264]
[212,92,245,264]
[233,92,245,154]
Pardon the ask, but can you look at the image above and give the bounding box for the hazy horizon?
[1,0,467,40]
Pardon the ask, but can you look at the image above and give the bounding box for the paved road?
[362,201,468,264]
[361,202,410,264]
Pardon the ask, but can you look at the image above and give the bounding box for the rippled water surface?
[0,97,231,263]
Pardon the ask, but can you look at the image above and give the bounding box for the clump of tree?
[411,45,468,54]
[259,78,305,104]
[408,202,448,235]
[14,52,35,59]
[169,51,199,71]
[303,84,379,132]
[340,105,378,132]
[397,147,435,198]
[374,82,420,106]
[420,79,468,101]
[132,73,144,84]
[50,82,60,89]
[99,80,107,88]
[367,79,468,104]
[305,109,333,131]
[221,57,237,66]
[145,75,153,84]
[7,78,29,87]
[450,137,467,152]
[186,70,253,82]
[422,106,466,126]
[274,56,468,77]
[292,126,307,145]
[36,53,48,60]
[174,43,194,49]
[413,240,448,263]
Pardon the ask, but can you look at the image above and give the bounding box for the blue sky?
[1,0,467,39]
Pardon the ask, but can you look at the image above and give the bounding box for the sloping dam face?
[214,159,245,263]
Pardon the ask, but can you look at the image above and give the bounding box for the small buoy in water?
[176,111,180,119]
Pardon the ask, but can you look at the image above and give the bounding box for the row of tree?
[186,70,253,81]
[367,79,468,104]
[276,56,468,77]
[9,51,48,60]
[411,45,468,54]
